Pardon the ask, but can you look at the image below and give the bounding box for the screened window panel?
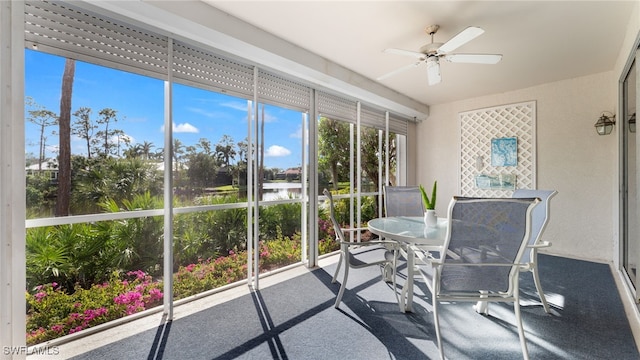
[24,0,169,80]
[172,41,255,99]
[258,70,311,112]
[317,91,357,124]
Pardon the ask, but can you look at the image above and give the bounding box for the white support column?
[349,124,355,241]
[300,112,308,265]
[378,127,383,217]
[246,99,254,285]
[308,91,318,267]
[1,1,26,359]
[162,39,174,320]
[385,112,390,187]
[252,67,260,290]
[356,102,362,240]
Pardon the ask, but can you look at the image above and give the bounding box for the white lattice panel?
[459,101,536,197]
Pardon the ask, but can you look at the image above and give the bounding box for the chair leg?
[383,262,394,283]
[433,297,445,360]
[392,248,400,307]
[473,290,489,315]
[514,284,530,359]
[332,251,343,284]
[334,248,350,308]
[531,250,550,313]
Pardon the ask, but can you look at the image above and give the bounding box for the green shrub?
[259,202,301,240]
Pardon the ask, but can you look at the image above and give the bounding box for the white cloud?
[173,123,199,133]
[290,125,303,139]
[160,122,199,133]
[187,107,217,118]
[220,101,249,111]
[263,112,277,123]
[264,145,291,157]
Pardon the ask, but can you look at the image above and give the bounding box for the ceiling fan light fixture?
[426,56,441,85]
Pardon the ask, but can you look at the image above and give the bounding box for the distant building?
[276,167,301,181]
[25,159,59,182]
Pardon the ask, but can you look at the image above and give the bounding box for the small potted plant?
[419,181,437,227]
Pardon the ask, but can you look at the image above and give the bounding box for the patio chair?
[414,196,539,360]
[323,189,397,309]
[382,186,427,298]
[383,185,425,217]
[512,189,558,313]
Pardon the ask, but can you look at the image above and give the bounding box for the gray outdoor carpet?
[69,254,639,360]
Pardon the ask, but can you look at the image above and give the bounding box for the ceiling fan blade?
[383,48,425,59]
[444,53,502,64]
[426,57,441,85]
[377,61,422,81]
[438,26,484,54]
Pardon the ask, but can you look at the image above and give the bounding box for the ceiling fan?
[377,25,502,85]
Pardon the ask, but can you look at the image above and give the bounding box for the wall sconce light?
[629,113,636,133]
[594,112,616,135]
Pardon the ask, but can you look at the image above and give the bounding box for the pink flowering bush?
[26,271,162,345]
[318,218,340,255]
[173,250,248,299]
[258,234,302,270]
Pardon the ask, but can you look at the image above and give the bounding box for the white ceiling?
[204,1,635,107]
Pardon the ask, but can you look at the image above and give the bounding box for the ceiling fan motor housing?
[420,43,443,56]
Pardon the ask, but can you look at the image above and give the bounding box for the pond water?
[262,182,302,201]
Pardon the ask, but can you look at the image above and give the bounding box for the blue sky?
[25,49,304,170]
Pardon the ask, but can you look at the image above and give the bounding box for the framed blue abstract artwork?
[491,137,517,166]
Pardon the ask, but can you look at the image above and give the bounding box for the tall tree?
[196,138,212,155]
[172,139,185,186]
[318,117,350,189]
[140,141,154,160]
[94,108,119,157]
[26,97,58,171]
[111,129,130,157]
[215,134,237,168]
[360,127,383,191]
[172,139,184,168]
[72,107,97,158]
[56,58,75,217]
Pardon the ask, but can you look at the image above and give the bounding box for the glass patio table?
[368,216,448,312]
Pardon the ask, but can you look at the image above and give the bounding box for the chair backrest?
[511,189,558,262]
[323,188,346,243]
[383,186,425,217]
[439,196,539,295]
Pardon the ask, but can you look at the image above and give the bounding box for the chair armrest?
[413,246,441,264]
[340,240,397,247]
[340,227,368,233]
[527,241,551,249]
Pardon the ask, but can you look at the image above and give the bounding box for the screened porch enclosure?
[22,0,414,347]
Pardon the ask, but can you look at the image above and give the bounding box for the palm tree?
[215,134,237,168]
[140,141,154,160]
